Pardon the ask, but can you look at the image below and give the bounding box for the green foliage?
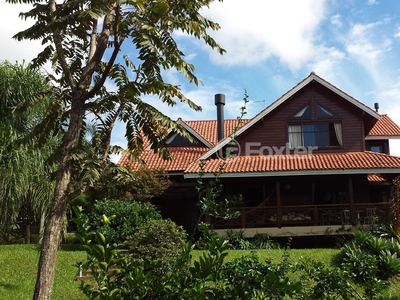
[223,251,302,299]
[251,233,281,249]
[75,216,308,300]
[224,230,281,250]
[124,219,187,277]
[225,229,250,250]
[0,61,57,243]
[87,200,161,244]
[391,176,400,237]
[335,230,400,282]
[87,167,171,203]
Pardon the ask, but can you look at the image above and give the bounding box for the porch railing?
[209,202,391,229]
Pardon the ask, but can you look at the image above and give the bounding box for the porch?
[210,202,390,237]
[206,174,392,237]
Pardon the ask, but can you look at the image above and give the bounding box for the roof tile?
[185,152,400,174]
[367,114,400,137]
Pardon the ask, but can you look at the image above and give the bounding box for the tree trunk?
[25,224,31,244]
[33,98,85,300]
[38,211,46,244]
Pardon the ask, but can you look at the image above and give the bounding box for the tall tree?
[0,61,57,244]
[7,0,225,298]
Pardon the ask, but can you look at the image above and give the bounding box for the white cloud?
[346,22,392,61]
[331,14,343,27]
[200,0,327,70]
[367,0,379,5]
[395,25,400,38]
[0,3,45,66]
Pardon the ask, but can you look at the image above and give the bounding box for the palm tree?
[0,61,58,243]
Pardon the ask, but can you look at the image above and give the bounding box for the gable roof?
[119,119,250,171]
[199,72,381,160]
[366,114,400,139]
[184,152,400,178]
[119,73,400,176]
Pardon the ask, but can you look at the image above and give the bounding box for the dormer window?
[288,123,343,148]
[166,133,200,147]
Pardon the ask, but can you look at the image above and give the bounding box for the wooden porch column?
[276,180,282,228]
[348,178,356,225]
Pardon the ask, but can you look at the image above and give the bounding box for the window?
[166,133,200,147]
[288,123,343,148]
[294,105,311,118]
[370,145,382,153]
[317,105,333,117]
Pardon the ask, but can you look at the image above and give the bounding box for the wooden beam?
[276,180,282,228]
[348,178,356,225]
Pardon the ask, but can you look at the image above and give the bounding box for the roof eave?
[184,168,400,179]
[366,136,400,140]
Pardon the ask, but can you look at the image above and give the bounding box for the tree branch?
[48,0,76,90]
[86,8,123,100]
[80,10,116,96]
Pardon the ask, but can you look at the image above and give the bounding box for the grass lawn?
[0,244,86,300]
[1,244,399,299]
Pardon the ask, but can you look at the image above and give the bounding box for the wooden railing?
[210,202,391,229]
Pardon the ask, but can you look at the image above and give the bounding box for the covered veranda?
[204,174,393,237]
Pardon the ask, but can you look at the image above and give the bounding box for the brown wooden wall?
[236,81,369,154]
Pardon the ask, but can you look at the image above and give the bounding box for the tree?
[0,61,57,244]
[7,0,225,298]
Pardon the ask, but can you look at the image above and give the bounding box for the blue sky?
[1,0,400,155]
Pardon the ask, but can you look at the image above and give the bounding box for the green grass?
[1,245,399,299]
[0,244,86,300]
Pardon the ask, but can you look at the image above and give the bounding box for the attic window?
[166,133,200,147]
[294,106,311,118]
[317,105,333,117]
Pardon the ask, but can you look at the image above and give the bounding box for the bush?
[87,200,161,244]
[124,219,187,276]
[251,233,281,249]
[335,230,400,282]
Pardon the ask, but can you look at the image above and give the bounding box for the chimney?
[215,94,225,141]
[374,102,379,112]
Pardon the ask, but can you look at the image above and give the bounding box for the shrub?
[87,200,161,244]
[124,219,187,276]
[250,233,281,249]
[223,252,301,299]
[225,229,251,250]
[335,230,400,282]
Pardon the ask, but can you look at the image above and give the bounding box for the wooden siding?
[236,81,369,154]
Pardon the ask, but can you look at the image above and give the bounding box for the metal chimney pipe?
[215,94,225,142]
[374,102,379,112]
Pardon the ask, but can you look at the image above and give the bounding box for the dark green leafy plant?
[124,219,187,277]
[87,200,161,244]
[251,233,281,249]
[335,230,400,282]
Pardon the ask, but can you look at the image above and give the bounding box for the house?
[119,72,400,237]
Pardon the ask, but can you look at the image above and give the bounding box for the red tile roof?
[119,119,249,170]
[367,174,388,183]
[119,147,209,171]
[182,119,250,146]
[185,152,400,174]
[367,114,400,137]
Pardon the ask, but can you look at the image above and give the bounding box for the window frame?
[288,122,343,149]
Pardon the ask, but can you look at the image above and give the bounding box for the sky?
[1,0,400,156]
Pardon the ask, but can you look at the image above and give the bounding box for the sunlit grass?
[0,244,86,300]
[1,245,399,299]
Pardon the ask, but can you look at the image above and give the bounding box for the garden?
[2,200,400,299]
